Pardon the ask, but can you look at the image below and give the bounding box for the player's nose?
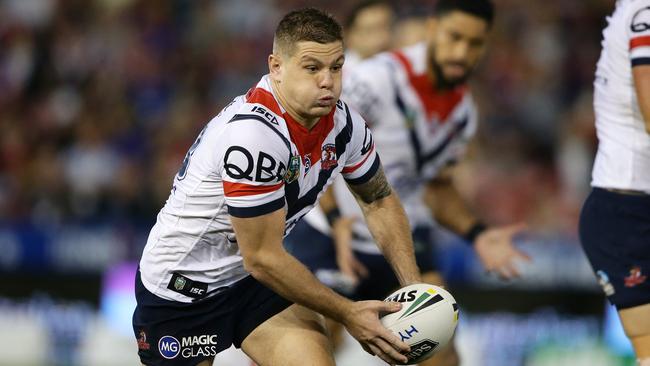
[319,71,334,89]
[452,41,471,61]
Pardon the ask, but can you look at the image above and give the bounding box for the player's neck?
[271,80,320,130]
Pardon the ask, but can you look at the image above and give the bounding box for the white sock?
[638,358,650,366]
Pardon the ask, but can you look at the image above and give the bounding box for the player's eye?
[331,64,342,72]
[449,32,462,42]
[305,65,318,72]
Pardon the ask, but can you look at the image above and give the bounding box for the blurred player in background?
[287,0,531,364]
[580,0,650,364]
[343,0,395,69]
[132,8,422,366]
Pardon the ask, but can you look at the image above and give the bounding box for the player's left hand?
[332,216,369,283]
[473,223,531,280]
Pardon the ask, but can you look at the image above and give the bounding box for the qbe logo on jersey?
[158,334,219,359]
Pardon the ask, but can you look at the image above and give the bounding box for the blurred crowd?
[0,0,612,236]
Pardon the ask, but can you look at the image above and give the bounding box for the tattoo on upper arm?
[349,166,392,204]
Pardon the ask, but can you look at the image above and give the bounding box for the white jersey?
[304,43,478,253]
[139,75,380,302]
[592,0,650,192]
[343,50,364,71]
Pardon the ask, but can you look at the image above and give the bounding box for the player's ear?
[269,53,283,81]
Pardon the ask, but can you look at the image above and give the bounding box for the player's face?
[348,5,394,59]
[271,41,344,124]
[427,11,489,88]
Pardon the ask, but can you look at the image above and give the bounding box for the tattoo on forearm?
[350,167,392,204]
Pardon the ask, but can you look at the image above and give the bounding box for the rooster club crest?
[624,266,647,288]
[137,330,151,350]
[284,155,301,183]
[321,144,338,170]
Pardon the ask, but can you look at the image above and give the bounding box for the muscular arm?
[347,166,421,286]
[633,65,650,134]
[423,166,478,236]
[231,209,352,322]
[318,186,338,214]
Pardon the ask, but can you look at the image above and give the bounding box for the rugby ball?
[380,283,459,365]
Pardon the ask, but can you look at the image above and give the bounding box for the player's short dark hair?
[434,0,494,27]
[344,0,392,29]
[274,8,343,56]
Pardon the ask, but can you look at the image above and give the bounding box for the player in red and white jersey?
[287,0,528,365]
[300,40,480,276]
[332,39,481,252]
[592,0,650,190]
[139,76,379,302]
[580,1,650,363]
[295,0,528,291]
[289,2,531,364]
[133,8,420,366]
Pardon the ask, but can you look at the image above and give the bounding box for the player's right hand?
[341,300,410,365]
[474,223,531,279]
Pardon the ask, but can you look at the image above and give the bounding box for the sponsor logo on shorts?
[180,334,219,359]
[158,335,180,359]
[624,266,647,288]
[158,334,219,359]
[597,270,615,296]
[137,330,151,351]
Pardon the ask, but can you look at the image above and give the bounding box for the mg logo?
[158,335,180,359]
